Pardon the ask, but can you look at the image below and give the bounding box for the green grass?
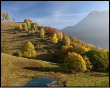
[1,53,109,87]
[67,72,109,87]
[1,53,61,86]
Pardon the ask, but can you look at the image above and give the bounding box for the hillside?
[1,21,59,62]
[62,10,109,49]
[1,21,109,87]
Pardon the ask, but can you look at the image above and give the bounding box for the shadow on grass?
[36,53,58,63]
[90,72,109,77]
[23,66,64,73]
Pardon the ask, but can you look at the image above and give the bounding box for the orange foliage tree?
[46,26,59,36]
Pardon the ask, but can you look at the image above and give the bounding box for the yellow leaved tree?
[51,33,58,44]
[64,52,87,72]
[64,36,70,46]
[40,28,45,38]
[21,42,36,58]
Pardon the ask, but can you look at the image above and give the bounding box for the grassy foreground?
[1,53,109,87]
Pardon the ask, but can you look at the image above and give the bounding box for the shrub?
[21,42,36,58]
[64,52,87,72]
[51,33,58,44]
[85,49,109,71]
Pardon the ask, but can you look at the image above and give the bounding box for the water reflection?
[24,75,60,87]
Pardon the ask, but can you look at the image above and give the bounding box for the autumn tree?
[26,21,31,30]
[62,31,66,39]
[21,42,36,58]
[47,26,59,36]
[1,13,5,21]
[31,23,36,30]
[51,33,58,44]
[63,36,70,46]
[58,45,72,63]
[41,25,44,28]
[69,35,76,45]
[32,22,39,27]
[22,23,28,31]
[64,52,87,72]
[60,32,63,41]
[6,13,10,21]
[1,13,10,21]
[13,19,16,22]
[24,19,32,23]
[56,32,60,40]
[18,25,23,31]
[40,28,45,38]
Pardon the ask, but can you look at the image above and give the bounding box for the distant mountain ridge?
[62,10,109,49]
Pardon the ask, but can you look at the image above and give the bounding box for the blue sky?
[1,1,109,29]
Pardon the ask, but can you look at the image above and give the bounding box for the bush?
[64,52,87,72]
[21,42,36,58]
[85,49,109,71]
